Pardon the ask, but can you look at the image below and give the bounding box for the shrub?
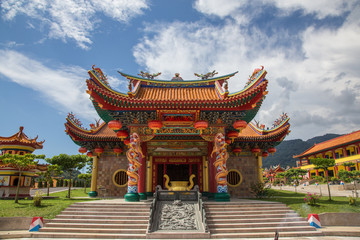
[250,182,272,198]
[33,190,43,207]
[349,196,356,206]
[314,176,324,183]
[331,177,339,184]
[304,192,320,206]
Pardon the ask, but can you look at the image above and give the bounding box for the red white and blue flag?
[29,217,43,232]
[308,214,321,228]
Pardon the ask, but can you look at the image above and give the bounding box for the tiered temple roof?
[65,66,290,152]
[87,66,268,125]
[0,126,44,153]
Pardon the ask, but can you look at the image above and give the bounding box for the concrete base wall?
[0,217,49,230]
[97,152,128,198]
[227,154,259,198]
[319,213,360,226]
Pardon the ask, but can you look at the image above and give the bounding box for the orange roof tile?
[294,130,360,158]
[65,121,119,142]
[137,87,219,101]
[235,119,290,142]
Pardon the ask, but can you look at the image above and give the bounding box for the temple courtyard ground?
[271,184,358,197]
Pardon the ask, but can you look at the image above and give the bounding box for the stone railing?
[197,191,209,233]
[147,185,208,233]
[147,186,160,233]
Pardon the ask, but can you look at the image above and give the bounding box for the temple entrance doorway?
[153,157,202,192]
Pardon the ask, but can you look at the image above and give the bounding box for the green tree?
[39,164,62,196]
[311,158,335,201]
[78,173,92,193]
[38,180,43,188]
[284,169,308,184]
[47,154,89,198]
[342,162,355,171]
[284,168,307,193]
[0,153,45,203]
[338,170,360,197]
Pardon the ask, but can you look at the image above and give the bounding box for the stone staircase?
[32,201,150,239]
[205,200,323,239]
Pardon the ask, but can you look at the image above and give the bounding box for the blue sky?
[0,0,359,159]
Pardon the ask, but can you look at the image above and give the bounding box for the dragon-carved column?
[211,133,230,202]
[125,133,143,202]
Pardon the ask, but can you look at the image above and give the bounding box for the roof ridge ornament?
[272,112,289,128]
[92,65,110,87]
[245,65,264,88]
[138,71,161,79]
[194,70,218,80]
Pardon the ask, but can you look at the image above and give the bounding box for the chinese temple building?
[0,126,46,198]
[294,130,360,178]
[263,164,288,183]
[65,65,290,201]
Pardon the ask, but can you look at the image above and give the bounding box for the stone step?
[61,211,149,216]
[207,216,305,224]
[206,209,295,215]
[56,214,149,220]
[210,225,317,234]
[206,206,290,211]
[32,232,146,239]
[208,221,309,229]
[207,212,299,219]
[39,227,146,234]
[65,207,150,212]
[211,230,323,238]
[72,202,150,205]
[45,223,148,229]
[205,203,286,208]
[69,204,150,209]
[50,218,148,224]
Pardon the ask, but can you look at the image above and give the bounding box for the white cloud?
[0,49,97,121]
[193,0,243,18]
[193,0,357,22]
[133,3,360,140]
[270,0,355,19]
[1,0,149,49]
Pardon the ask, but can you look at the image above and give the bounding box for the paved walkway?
[1,230,360,240]
[271,184,359,197]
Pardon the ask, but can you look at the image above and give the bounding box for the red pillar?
[308,171,311,179]
[138,143,147,200]
[334,166,338,177]
[332,151,336,159]
[316,169,319,176]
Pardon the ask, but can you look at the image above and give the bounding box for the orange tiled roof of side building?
[294,130,360,158]
[0,126,44,149]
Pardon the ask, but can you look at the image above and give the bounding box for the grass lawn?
[0,188,99,219]
[264,189,360,217]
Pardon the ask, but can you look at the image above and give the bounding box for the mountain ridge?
[263,133,342,168]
